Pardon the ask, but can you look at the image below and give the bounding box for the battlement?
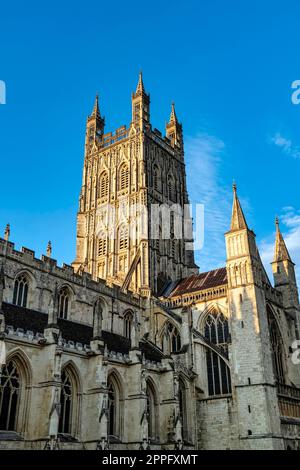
[102,125,129,148]
[0,238,142,307]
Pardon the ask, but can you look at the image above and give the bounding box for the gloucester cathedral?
[0,74,300,450]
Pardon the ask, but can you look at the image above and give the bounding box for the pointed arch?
[6,348,33,386]
[107,369,124,440]
[118,162,129,191]
[1,349,33,434]
[123,310,134,339]
[57,285,73,320]
[146,376,159,441]
[118,224,129,251]
[197,303,228,332]
[12,270,36,308]
[98,233,107,257]
[160,320,181,354]
[61,360,82,393]
[202,307,232,397]
[267,304,286,384]
[99,170,109,199]
[59,361,82,437]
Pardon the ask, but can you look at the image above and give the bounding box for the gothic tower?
[272,218,300,316]
[225,185,283,450]
[72,74,198,296]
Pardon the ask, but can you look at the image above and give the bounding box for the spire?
[4,224,10,241]
[131,71,150,126]
[86,94,105,147]
[90,94,100,119]
[230,183,248,231]
[273,217,292,262]
[169,102,178,124]
[135,71,146,96]
[166,102,183,150]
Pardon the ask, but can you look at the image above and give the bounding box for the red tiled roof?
[168,267,227,297]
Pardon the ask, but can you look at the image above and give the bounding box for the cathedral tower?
[72,75,198,296]
[225,185,283,449]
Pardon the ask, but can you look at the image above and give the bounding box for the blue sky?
[0,0,300,284]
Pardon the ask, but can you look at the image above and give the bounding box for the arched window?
[153,165,160,192]
[167,174,176,202]
[267,307,285,384]
[178,379,188,441]
[99,171,109,199]
[163,322,181,354]
[119,163,129,191]
[59,369,73,434]
[13,274,29,308]
[118,225,129,251]
[58,287,70,320]
[205,312,231,396]
[107,374,122,438]
[98,233,107,257]
[146,381,157,440]
[124,311,133,339]
[0,360,21,431]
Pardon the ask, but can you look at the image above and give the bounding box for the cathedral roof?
[164,267,227,298]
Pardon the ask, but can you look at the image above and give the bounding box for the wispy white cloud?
[260,207,300,286]
[270,133,300,160]
[185,133,231,272]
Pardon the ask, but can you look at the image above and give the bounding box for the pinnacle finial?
[135,70,145,95]
[46,241,52,258]
[230,184,248,231]
[169,102,177,123]
[91,94,100,118]
[273,217,292,262]
[4,224,10,241]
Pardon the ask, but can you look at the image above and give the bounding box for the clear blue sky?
[1,0,300,282]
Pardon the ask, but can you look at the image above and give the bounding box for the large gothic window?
[163,322,181,354]
[0,360,21,431]
[205,312,232,396]
[99,171,109,199]
[58,369,73,434]
[119,163,129,191]
[58,287,70,320]
[13,274,29,308]
[146,381,157,440]
[107,375,121,438]
[124,311,133,339]
[267,307,285,384]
